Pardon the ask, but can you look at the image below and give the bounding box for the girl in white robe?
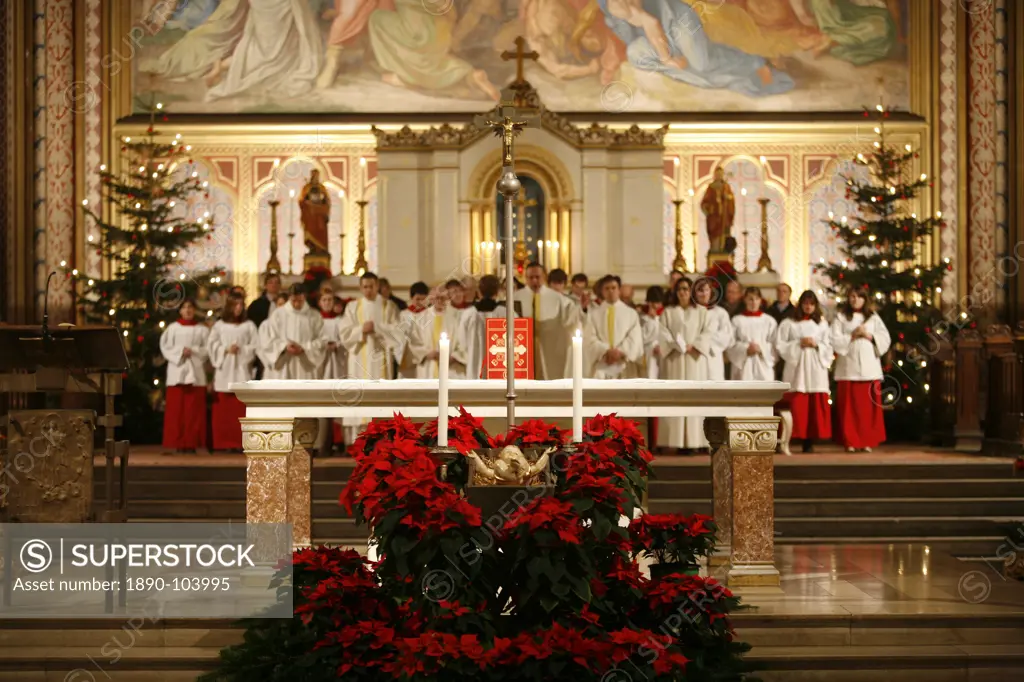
[258,286,325,380]
[160,299,210,452]
[583,277,644,379]
[656,277,713,451]
[727,287,779,381]
[775,290,833,453]
[208,293,257,452]
[692,277,733,382]
[640,286,665,379]
[831,287,891,452]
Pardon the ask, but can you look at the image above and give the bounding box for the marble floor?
[728,543,1024,616]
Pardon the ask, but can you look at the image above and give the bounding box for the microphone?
[42,271,57,345]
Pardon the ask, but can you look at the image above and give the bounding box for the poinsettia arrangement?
[205,412,752,682]
[630,513,719,567]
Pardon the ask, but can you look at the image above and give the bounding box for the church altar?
[233,378,785,587]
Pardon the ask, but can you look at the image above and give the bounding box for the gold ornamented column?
[241,418,318,548]
[704,417,780,586]
[704,419,732,568]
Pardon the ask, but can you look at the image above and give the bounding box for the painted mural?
[132,0,911,114]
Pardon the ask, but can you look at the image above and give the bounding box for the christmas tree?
[69,103,223,443]
[814,103,951,436]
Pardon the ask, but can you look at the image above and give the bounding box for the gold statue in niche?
[701,166,736,254]
[299,169,331,258]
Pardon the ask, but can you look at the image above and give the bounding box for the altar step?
[3,612,1022,681]
[92,454,1024,554]
[735,613,1024,681]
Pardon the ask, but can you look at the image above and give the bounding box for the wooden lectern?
[0,325,130,611]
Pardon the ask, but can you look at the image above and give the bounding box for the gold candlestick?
[353,199,369,275]
[266,200,282,274]
[740,230,749,273]
[672,199,687,272]
[287,231,297,275]
[756,197,774,272]
[691,229,698,273]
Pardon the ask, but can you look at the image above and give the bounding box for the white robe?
[208,320,257,392]
[776,318,833,394]
[831,312,891,381]
[396,307,429,379]
[406,306,474,379]
[727,314,779,381]
[703,306,733,381]
[584,300,644,379]
[160,322,210,387]
[640,313,661,379]
[256,320,282,380]
[337,296,401,381]
[206,0,323,101]
[320,316,348,380]
[257,303,326,380]
[513,286,580,379]
[452,305,484,380]
[657,305,712,449]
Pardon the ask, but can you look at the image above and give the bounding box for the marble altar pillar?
[241,417,317,548]
[704,417,780,587]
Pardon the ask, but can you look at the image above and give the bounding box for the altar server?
[514,262,580,379]
[407,286,474,379]
[584,275,644,379]
[208,293,257,452]
[446,279,484,379]
[397,281,430,378]
[727,288,778,381]
[258,284,326,380]
[656,277,712,451]
[692,277,733,382]
[474,275,510,319]
[831,286,891,452]
[338,272,401,381]
[640,286,665,379]
[319,289,347,381]
[775,290,833,453]
[160,299,210,452]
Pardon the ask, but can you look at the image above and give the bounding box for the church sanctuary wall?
[16,0,1013,320]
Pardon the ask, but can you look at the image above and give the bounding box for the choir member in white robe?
[337,273,401,440]
[446,279,485,380]
[584,276,644,379]
[726,288,779,381]
[407,287,474,379]
[656,278,713,451]
[474,275,512,320]
[513,262,581,379]
[775,290,833,453]
[258,284,326,380]
[831,287,892,452]
[318,291,348,454]
[640,286,666,379]
[693,277,733,381]
[208,293,258,451]
[397,282,430,379]
[160,299,210,452]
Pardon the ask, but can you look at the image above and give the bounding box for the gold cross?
[501,36,539,84]
[485,115,526,167]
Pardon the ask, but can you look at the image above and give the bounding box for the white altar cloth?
[231,379,788,419]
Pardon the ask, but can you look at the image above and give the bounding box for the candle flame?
[574,329,582,339]
[440,332,448,341]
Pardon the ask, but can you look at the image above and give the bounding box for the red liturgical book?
[484,318,533,379]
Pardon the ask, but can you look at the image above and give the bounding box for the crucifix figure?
[501,36,539,85]
[485,114,527,168]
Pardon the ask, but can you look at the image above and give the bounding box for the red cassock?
[163,385,208,450]
[782,391,832,441]
[834,381,886,448]
[211,392,247,451]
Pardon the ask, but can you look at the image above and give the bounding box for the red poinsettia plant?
[629,513,719,567]
[207,412,752,682]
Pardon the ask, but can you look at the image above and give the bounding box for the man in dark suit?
[767,283,793,323]
[246,272,283,328]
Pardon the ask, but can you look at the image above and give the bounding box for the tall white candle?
[572,329,583,442]
[438,332,450,446]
